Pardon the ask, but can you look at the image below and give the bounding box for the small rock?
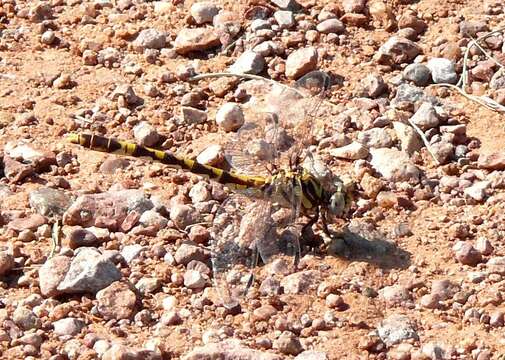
[475,237,493,256]
[174,28,220,55]
[0,252,15,276]
[191,2,219,24]
[174,243,208,265]
[285,47,318,79]
[431,279,459,301]
[274,11,295,29]
[136,277,161,294]
[229,51,265,75]
[377,314,419,347]
[398,14,427,34]
[270,0,299,11]
[96,281,138,320]
[357,128,393,148]
[53,318,85,336]
[477,152,505,170]
[281,270,319,294]
[370,148,420,183]
[197,145,224,166]
[253,305,278,321]
[216,103,245,132]
[459,20,488,38]
[379,285,412,307]
[3,156,35,182]
[29,187,72,217]
[360,173,384,199]
[464,181,490,202]
[361,74,387,98]
[377,36,421,65]
[453,241,482,266]
[393,122,422,155]
[183,340,282,360]
[133,121,160,147]
[189,183,211,203]
[139,210,168,230]
[133,29,166,51]
[328,141,369,160]
[316,19,345,34]
[8,213,47,232]
[431,142,455,164]
[403,63,432,86]
[40,30,56,45]
[273,331,303,356]
[410,102,440,130]
[420,294,441,309]
[181,107,208,124]
[342,0,366,13]
[39,255,72,297]
[489,310,504,327]
[325,294,345,309]
[170,204,198,229]
[184,269,207,289]
[427,58,458,84]
[57,248,122,293]
[160,311,182,326]
[295,351,328,360]
[53,74,74,89]
[111,84,141,106]
[13,307,41,330]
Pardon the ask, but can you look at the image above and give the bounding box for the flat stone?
[29,187,72,217]
[53,318,85,336]
[403,63,432,86]
[57,248,122,294]
[229,51,265,75]
[96,281,138,320]
[478,152,505,170]
[357,128,393,148]
[393,122,422,155]
[182,340,282,360]
[370,148,420,183]
[174,28,220,55]
[181,107,208,124]
[190,2,219,24]
[174,243,208,265]
[8,213,47,232]
[281,270,319,294]
[377,314,419,347]
[0,252,15,276]
[316,19,345,34]
[285,47,318,79]
[274,11,295,29]
[3,156,34,183]
[328,141,369,160]
[377,36,421,65]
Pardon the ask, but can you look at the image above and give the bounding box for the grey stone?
[229,51,265,75]
[181,107,208,124]
[328,141,369,160]
[274,11,295,29]
[53,318,85,336]
[393,122,422,155]
[133,29,166,50]
[377,36,421,64]
[216,102,244,132]
[370,148,420,183]
[190,2,219,24]
[377,314,419,346]
[182,340,282,360]
[133,121,159,147]
[403,63,432,86]
[427,58,458,84]
[57,248,122,293]
[316,19,345,34]
[357,128,393,148]
[285,47,318,79]
[410,102,440,130]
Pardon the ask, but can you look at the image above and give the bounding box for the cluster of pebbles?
[1,0,505,359]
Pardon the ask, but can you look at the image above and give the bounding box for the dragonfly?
[67,71,353,308]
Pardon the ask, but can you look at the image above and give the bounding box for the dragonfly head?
[322,177,354,220]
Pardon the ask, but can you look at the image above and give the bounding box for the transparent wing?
[210,178,303,308]
[223,71,330,177]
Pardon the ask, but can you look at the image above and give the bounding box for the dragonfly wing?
[210,192,273,308]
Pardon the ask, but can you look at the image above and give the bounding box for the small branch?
[406,118,441,165]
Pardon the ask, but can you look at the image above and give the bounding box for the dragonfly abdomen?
[67,133,266,190]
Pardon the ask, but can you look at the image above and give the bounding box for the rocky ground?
[2,0,505,359]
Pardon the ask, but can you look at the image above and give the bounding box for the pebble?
[111,84,141,106]
[370,148,420,183]
[189,183,211,203]
[133,121,159,147]
[459,20,488,38]
[184,269,207,289]
[0,252,15,276]
[160,311,182,326]
[316,19,345,34]
[136,277,161,294]
[229,51,265,75]
[377,36,421,64]
[285,47,318,79]
[3,156,35,182]
[56,248,122,293]
[273,331,304,356]
[38,255,72,297]
[174,28,220,55]
[133,29,166,51]
[357,128,393,148]
[377,314,419,347]
[431,141,454,164]
[393,122,422,155]
[29,187,72,217]
[403,63,432,86]
[274,11,295,29]
[295,351,328,360]
[184,340,282,360]
[174,243,208,265]
[427,58,458,84]
[464,181,490,202]
[96,281,138,320]
[216,102,245,132]
[121,244,144,264]
[196,145,224,166]
[253,305,278,321]
[431,279,459,301]
[325,294,345,309]
[477,152,505,170]
[139,209,168,230]
[453,241,482,266]
[53,74,74,89]
[98,47,121,66]
[8,213,47,232]
[13,306,41,330]
[379,285,412,307]
[190,2,219,24]
[53,318,85,336]
[475,237,493,256]
[281,270,319,294]
[361,74,387,98]
[170,204,198,229]
[410,102,440,130]
[328,141,369,160]
[40,30,56,45]
[489,310,504,327]
[181,107,208,124]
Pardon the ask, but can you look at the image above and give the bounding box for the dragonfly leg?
[245,246,259,294]
[321,212,353,249]
[300,208,323,252]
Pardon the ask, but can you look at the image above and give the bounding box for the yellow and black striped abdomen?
[67,133,267,190]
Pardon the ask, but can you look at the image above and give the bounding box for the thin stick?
[189,72,306,97]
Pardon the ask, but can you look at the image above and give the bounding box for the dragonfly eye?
[328,191,346,217]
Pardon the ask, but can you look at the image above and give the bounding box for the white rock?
[190,2,219,24]
[216,103,244,132]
